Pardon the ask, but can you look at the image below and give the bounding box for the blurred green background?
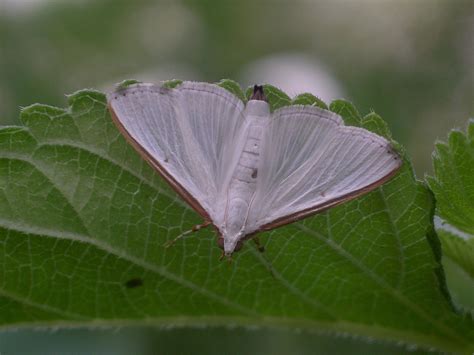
[0,0,472,353]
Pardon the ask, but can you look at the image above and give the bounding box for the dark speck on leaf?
[125,278,143,288]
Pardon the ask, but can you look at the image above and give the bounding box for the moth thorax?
[245,100,270,117]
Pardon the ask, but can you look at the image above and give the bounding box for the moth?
[107,81,402,257]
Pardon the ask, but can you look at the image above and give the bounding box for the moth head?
[250,84,267,102]
[217,236,244,256]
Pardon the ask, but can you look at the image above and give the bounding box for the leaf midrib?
[378,187,406,289]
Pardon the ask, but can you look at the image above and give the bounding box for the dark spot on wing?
[252,168,258,178]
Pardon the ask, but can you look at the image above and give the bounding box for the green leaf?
[162,79,183,89]
[116,79,142,90]
[0,88,473,353]
[427,119,474,282]
[334,103,403,155]
[428,121,474,235]
[437,226,474,280]
[292,93,328,109]
[329,100,361,127]
[217,79,246,103]
[361,112,392,139]
[443,250,474,312]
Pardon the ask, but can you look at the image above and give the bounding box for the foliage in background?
[428,120,474,237]
[427,119,474,313]
[0,80,472,353]
[1,0,473,173]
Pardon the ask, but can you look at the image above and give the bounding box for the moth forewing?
[107,95,212,221]
[107,82,246,223]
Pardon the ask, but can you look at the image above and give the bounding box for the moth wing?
[107,82,246,222]
[248,105,402,231]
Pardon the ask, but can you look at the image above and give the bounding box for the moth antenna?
[164,221,211,248]
[218,250,234,263]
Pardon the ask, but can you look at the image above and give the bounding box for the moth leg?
[219,250,225,261]
[219,251,234,265]
[164,221,211,248]
[252,237,265,253]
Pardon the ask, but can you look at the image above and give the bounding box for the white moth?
[107,81,402,256]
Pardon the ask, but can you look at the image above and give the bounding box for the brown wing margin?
[108,103,212,222]
[257,161,403,233]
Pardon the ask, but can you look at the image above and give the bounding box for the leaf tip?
[361,112,391,139]
[292,93,328,109]
[66,89,107,110]
[162,79,184,89]
[20,103,67,125]
[329,99,361,126]
[217,79,246,103]
[115,79,142,90]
